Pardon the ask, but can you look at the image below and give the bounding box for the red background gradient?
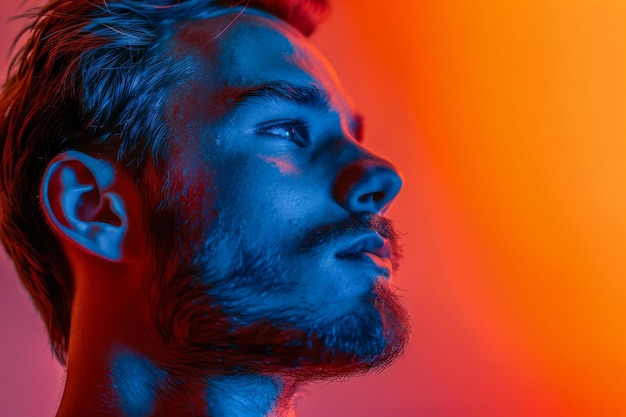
[2,1,626,416]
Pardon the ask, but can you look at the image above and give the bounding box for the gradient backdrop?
[1,1,625,416]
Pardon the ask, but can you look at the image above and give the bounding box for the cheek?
[168,145,218,244]
[216,154,316,231]
[252,156,317,219]
[258,154,301,176]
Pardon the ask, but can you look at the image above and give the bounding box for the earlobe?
[41,151,129,262]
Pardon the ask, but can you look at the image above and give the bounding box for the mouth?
[335,234,393,278]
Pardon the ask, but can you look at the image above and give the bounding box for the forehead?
[169,11,351,111]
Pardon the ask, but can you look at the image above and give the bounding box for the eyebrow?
[233,81,329,111]
[232,81,365,142]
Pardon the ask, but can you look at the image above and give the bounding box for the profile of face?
[144,10,409,378]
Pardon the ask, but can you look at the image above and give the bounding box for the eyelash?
[256,119,310,148]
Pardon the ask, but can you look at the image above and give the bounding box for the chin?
[298,279,410,378]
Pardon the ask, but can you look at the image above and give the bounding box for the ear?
[41,150,129,262]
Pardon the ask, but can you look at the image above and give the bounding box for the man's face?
[156,11,408,372]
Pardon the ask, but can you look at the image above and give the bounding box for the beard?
[144,212,411,382]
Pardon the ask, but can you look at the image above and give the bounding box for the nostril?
[358,191,385,203]
[333,158,402,214]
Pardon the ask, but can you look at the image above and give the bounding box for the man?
[0,0,410,416]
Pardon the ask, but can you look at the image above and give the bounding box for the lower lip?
[336,252,392,278]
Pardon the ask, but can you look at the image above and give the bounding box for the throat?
[73,344,299,417]
[205,374,296,417]
[109,348,165,417]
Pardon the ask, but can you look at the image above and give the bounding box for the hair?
[0,0,329,365]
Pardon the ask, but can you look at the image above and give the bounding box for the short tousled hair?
[0,0,329,365]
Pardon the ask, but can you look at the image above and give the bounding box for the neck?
[205,374,297,417]
[56,344,298,417]
[55,262,301,417]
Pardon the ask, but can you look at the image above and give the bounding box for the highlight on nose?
[333,159,403,214]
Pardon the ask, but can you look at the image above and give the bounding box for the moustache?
[298,213,402,265]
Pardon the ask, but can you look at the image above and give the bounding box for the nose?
[333,157,403,214]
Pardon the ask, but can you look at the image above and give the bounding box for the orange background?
[1,1,626,416]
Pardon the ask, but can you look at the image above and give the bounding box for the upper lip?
[335,233,391,260]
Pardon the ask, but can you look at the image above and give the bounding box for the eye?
[256,120,310,148]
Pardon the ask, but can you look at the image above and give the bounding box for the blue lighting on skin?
[110,349,165,417]
[206,375,280,417]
